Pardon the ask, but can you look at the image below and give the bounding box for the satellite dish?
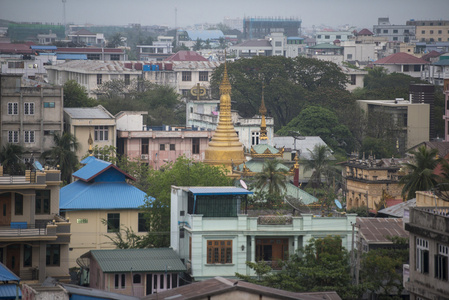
[240,179,247,190]
[334,199,342,209]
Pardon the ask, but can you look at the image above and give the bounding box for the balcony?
[0,167,60,185]
[0,223,49,237]
[0,215,70,241]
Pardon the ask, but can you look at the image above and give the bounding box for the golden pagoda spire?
[204,57,245,175]
[259,85,268,142]
[88,132,94,156]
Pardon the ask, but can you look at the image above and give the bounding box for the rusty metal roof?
[357,217,408,244]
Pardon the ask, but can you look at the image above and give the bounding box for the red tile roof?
[374,52,429,65]
[72,29,95,36]
[164,50,208,61]
[0,43,33,54]
[358,28,373,36]
[421,50,442,61]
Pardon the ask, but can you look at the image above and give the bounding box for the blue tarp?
[57,54,87,60]
[30,45,57,50]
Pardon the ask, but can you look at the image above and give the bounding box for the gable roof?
[377,199,416,218]
[374,52,429,65]
[72,29,95,36]
[83,248,186,273]
[164,51,208,61]
[59,180,149,210]
[0,262,20,282]
[64,105,114,119]
[142,276,342,300]
[409,141,449,158]
[421,50,442,61]
[72,158,135,182]
[356,218,408,244]
[358,28,373,36]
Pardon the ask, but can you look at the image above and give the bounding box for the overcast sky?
[1,0,448,30]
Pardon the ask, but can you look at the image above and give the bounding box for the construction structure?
[243,17,301,39]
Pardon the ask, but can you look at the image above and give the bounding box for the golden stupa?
[204,62,245,175]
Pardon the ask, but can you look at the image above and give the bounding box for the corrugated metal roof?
[56,54,87,60]
[80,155,98,164]
[60,180,149,210]
[238,159,289,173]
[64,107,113,119]
[284,183,318,205]
[272,136,328,160]
[0,262,20,282]
[61,283,139,300]
[87,248,186,273]
[189,187,252,195]
[252,144,280,154]
[377,199,416,218]
[46,60,138,73]
[72,159,112,181]
[0,284,22,299]
[357,217,408,243]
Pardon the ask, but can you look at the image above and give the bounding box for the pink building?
[116,111,213,169]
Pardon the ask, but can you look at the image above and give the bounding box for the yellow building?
[343,155,408,211]
[407,20,449,43]
[60,157,149,268]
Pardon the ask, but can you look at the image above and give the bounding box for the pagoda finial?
[220,52,231,96]
[88,131,94,156]
[259,84,268,141]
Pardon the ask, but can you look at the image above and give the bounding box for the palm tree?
[303,145,336,188]
[0,143,25,175]
[254,159,288,196]
[41,133,79,184]
[400,145,441,200]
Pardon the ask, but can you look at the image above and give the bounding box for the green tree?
[41,133,79,184]
[0,144,25,175]
[193,38,202,51]
[254,159,288,197]
[141,156,233,247]
[400,145,442,199]
[303,144,338,189]
[101,221,153,249]
[360,136,396,159]
[63,80,97,108]
[107,32,124,48]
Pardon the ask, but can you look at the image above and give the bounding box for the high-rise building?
[243,17,301,40]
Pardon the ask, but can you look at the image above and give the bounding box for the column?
[294,236,299,253]
[39,243,46,282]
[29,194,36,225]
[250,236,255,262]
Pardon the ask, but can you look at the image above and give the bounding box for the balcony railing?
[258,215,293,225]
[0,223,48,236]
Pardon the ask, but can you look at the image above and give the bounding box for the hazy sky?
[1,0,448,29]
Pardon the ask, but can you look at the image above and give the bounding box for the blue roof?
[31,45,57,50]
[287,37,304,40]
[0,284,21,299]
[80,155,99,164]
[0,262,20,282]
[186,30,224,41]
[189,187,253,195]
[60,181,150,210]
[73,158,134,182]
[56,54,87,60]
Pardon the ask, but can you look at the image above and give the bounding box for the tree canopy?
[63,80,97,108]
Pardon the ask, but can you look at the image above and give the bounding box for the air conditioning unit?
[141,154,148,160]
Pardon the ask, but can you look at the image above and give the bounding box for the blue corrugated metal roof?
[57,54,87,60]
[189,187,252,195]
[186,30,224,41]
[60,181,150,210]
[31,45,57,50]
[0,262,20,282]
[287,37,304,40]
[72,159,112,181]
[0,284,21,299]
[80,156,98,164]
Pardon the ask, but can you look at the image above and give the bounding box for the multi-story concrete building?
[0,74,64,159]
[68,29,106,47]
[116,111,213,169]
[315,31,353,44]
[64,106,116,159]
[357,99,430,152]
[404,206,449,300]
[243,17,301,39]
[406,19,449,43]
[373,17,415,43]
[422,53,449,86]
[373,52,429,78]
[55,47,126,61]
[0,167,70,282]
[342,155,407,211]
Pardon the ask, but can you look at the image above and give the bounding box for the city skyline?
[1,0,448,30]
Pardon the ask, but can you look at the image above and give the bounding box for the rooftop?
[357,218,408,244]
[64,105,114,119]
[164,51,208,62]
[374,52,429,65]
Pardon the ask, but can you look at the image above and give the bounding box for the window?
[24,244,32,267]
[160,144,165,151]
[46,244,60,266]
[24,131,35,143]
[192,138,200,154]
[317,35,321,38]
[107,213,120,232]
[124,74,130,85]
[376,29,381,34]
[160,274,164,289]
[77,218,88,224]
[182,71,192,81]
[430,30,434,34]
[416,237,429,274]
[414,65,421,72]
[180,228,185,239]
[422,30,425,34]
[24,103,34,115]
[207,240,232,264]
[15,193,23,215]
[336,35,341,39]
[133,274,141,284]
[8,61,24,68]
[35,190,50,214]
[44,130,56,136]
[383,30,388,34]
[350,74,356,85]
[44,102,55,108]
[251,132,260,145]
[170,144,175,151]
[347,54,353,60]
[403,65,409,72]
[138,213,148,232]
[110,54,120,61]
[438,30,442,34]
[199,71,208,81]
[94,126,108,141]
[114,274,126,289]
[87,54,100,60]
[275,41,282,47]
[393,37,398,41]
[404,29,409,34]
[393,29,398,34]
[97,74,102,85]
[8,131,19,143]
[325,35,330,39]
[435,244,448,281]
[141,138,149,155]
[8,103,18,115]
